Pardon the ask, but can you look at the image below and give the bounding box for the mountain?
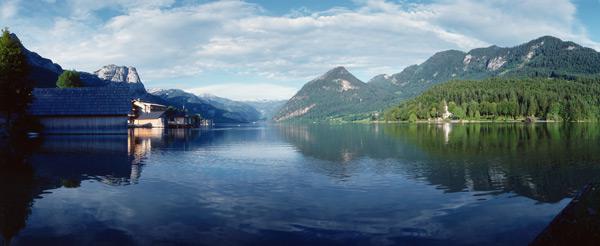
[273,67,396,121]
[278,36,600,122]
[150,89,261,123]
[242,100,287,120]
[372,36,600,100]
[195,93,262,122]
[11,33,64,88]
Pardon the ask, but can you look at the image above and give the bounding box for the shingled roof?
[136,111,166,120]
[30,87,132,116]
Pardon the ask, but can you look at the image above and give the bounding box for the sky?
[2,0,600,101]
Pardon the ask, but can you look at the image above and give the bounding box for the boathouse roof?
[136,111,166,120]
[30,87,132,116]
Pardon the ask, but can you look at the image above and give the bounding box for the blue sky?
[2,0,599,100]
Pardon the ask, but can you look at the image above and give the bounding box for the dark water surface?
[2,123,600,245]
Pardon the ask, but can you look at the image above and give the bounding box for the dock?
[531,183,600,245]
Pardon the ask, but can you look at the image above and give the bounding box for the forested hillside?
[384,77,600,122]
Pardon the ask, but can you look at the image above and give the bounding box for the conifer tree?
[0,28,32,130]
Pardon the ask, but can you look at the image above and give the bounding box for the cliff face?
[93,65,146,94]
[94,65,142,84]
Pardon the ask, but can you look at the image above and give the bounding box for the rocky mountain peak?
[94,64,142,83]
[320,66,352,80]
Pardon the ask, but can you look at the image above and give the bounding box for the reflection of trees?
[0,130,161,244]
[0,159,36,246]
[390,123,600,202]
[0,138,42,245]
[278,123,600,203]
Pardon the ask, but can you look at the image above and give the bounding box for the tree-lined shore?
[384,77,600,122]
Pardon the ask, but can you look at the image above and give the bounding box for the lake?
[2,123,600,245]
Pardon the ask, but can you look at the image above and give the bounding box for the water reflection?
[0,129,195,245]
[277,123,600,203]
[2,124,600,245]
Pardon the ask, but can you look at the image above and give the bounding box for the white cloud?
[0,0,19,19]
[4,0,600,100]
[188,83,297,101]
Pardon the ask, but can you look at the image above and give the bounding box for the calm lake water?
[2,123,600,245]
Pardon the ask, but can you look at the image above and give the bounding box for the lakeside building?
[29,87,132,133]
[131,100,168,128]
[132,100,212,128]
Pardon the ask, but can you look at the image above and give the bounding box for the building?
[131,100,168,128]
[167,111,191,128]
[132,100,168,114]
[190,114,212,127]
[132,111,167,128]
[29,89,207,132]
[30,87,132,133]
[132,100,206,128]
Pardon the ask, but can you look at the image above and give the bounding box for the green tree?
[429,106,438,118]
[408,113,418,123]
[527,97,538,116]
[56,70,82,88]
[508,100,519,119]
[452,106,466,119]
[546,102,562,121]
[448,101,458,113]
[489,102,497,116]
[0,28,32,130]
[467,101,479,118]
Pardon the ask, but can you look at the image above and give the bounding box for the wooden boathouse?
[29,87,132,133]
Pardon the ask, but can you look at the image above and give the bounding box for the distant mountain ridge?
[276,36,600,121]
[371,36,600,99]
[150,89,262,123]
[242,100,287,120]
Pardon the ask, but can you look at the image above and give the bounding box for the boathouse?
[29,87,132,133]
[132,111,167,128]
[168,111,192,128]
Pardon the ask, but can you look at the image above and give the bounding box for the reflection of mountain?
[278,123,600,203]
[277,124,418,162]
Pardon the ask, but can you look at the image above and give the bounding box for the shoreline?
[368,119,596,124]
